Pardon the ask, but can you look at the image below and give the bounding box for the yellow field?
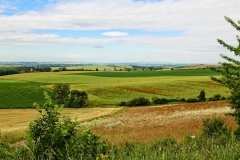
[0,107,123,132]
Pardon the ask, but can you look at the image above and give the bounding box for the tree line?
[0,66,51,76]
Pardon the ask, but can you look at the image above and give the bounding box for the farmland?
[0,68,229,108]
[0,107,122,132]
[0,67,238,159]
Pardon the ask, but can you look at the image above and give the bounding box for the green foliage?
[152,97,169,104]
[201,117,231,139]
[68,90,88,108]
[198,90,206,101]
[126,97,150,107]
[208,94,222,101]
[27,92,106,159]
[51,83,70,105]
[210,16,240,135]
[69,129,108,159]
[179,98,186,102]
[28,92,78,159]
[151,138,178,154]
[186,98,199,103]
[118,101,127,106]
[0,140,14,159]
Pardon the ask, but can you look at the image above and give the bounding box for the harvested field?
[0,107,123,132]
[80,101,237,145]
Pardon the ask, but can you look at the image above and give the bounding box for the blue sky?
[0,0,239,63]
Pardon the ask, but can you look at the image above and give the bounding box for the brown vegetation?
[85,101,237,146]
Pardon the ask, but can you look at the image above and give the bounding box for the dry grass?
[82,101,237,146]
[0,107,123,132]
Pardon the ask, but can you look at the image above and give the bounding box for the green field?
[0,69,229,108]
[0,79,47,108]
[74,69,220,77]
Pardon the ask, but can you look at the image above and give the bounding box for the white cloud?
[102,31,128,37]
[0,0,239,63]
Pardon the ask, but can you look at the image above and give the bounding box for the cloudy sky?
[0,0,239,63]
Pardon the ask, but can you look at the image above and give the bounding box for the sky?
[0,0,239,63]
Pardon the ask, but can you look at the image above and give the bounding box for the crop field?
[0,107,122,132]
[0,69,229,108]
[81,101,237,145]
[0,79,46,108]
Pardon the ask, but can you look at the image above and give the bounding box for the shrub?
[27,92,107,159]
[179,98,186,102]
[208,94,222,101]
[118,101,127,106]
[168,98,178,102]
[69,130,108,159]
[213,94,221,100]
[221,96,227,100]
[127,97,150,107]
[152,97,169,104]
[186,98,199,103]
[202,117,231,139]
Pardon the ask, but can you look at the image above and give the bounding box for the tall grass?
[2,131,240,159]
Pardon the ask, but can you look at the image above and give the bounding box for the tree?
[68,90,88,108]
[52,83,70,105]
[210,16,240,137]
[198,90,206,102]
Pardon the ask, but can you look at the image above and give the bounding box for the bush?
[118,101,127,106]
[208,94,222,101]
[202,117,231,139]
[69,130,108,159]
[127,97,150,107]
[168,98,179,102]
[221,96,227,100]
[186,98,199,103]
[152,97,169,104]
[213,94,221,100]
[27,92,107,159]
[179,98,186,102]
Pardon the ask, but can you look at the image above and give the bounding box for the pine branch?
[220,54,240,65]
[225,16,240,31]
[218,39,240,55]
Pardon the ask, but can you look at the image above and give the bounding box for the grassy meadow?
[0,69,229,108]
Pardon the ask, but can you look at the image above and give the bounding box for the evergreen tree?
[210,16,240,137]
[198,90,206,102]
